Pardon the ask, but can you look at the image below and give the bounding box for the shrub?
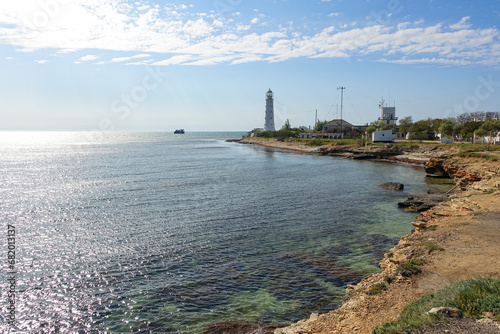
[448,277,500,317]
[419,241,444,252]
[356,138,367,147]
[367,282,386,295]
[256,129,300,138]
[484,295,500,315]
[396,258,424,277]
[307,138,323,146]
[374,277,500,334]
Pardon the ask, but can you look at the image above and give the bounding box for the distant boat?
[174,129,185,134]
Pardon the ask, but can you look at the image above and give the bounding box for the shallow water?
[0,132,447,333]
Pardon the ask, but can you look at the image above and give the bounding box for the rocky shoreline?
[236,137,459,164]
[210,138,500,334]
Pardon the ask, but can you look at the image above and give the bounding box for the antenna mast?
[337,87,345,138]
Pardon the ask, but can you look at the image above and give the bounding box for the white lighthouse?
[264,88,275,131]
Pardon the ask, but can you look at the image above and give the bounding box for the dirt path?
[419,211,500,289]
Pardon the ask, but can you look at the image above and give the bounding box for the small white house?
[372,130,392,142]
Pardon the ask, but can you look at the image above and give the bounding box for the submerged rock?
[281,252,364,283]
[378,182,404,191]
[398,193,448,212]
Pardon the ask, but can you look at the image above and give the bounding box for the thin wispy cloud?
[111,54,151,63]
[449,16,472,30]
[79,55,99,62]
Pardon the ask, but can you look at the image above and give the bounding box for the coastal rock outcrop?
[397,193,448,212]
[425,157,451,178]
[378,182,404,191]
[443,160,483,190]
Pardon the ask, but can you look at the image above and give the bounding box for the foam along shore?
[230,138,500,333]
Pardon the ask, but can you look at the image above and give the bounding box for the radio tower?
[337,87,345,138]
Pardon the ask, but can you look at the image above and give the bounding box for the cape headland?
[213,137,500,334]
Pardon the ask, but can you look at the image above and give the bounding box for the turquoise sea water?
[0,132,445,333]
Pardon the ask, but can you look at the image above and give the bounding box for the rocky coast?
[216,137,500,334]
[237,137,459,162]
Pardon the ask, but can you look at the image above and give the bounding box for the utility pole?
[315,109,317,129]
[337,87,345,138]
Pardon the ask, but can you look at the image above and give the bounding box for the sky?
[0,0,499,131]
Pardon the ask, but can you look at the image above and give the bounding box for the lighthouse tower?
[264,88,275,131]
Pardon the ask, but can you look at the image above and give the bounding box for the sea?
[0,132,449,333]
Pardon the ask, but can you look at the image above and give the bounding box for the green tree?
[370,120,394,131]
[408,119,434,141]
[438,118,458,136]
[475,127,488,138]
[429,118,443,134]
[398,116,413,135]
[366,125,377,134]
[383,123,397,131]
[281,119,291,131]
[410,119,432,133]
[482,118,500,134]
[314,120,328,132]
[370,120,383,130]
[460,121,483,142]
[409,132,432,142]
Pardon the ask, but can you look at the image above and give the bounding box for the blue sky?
[1,0,499,131]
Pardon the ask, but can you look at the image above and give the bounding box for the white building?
[264,88,275,131]
[474,131,500,144]
[378,99,398,125]
[372,130,393,142]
